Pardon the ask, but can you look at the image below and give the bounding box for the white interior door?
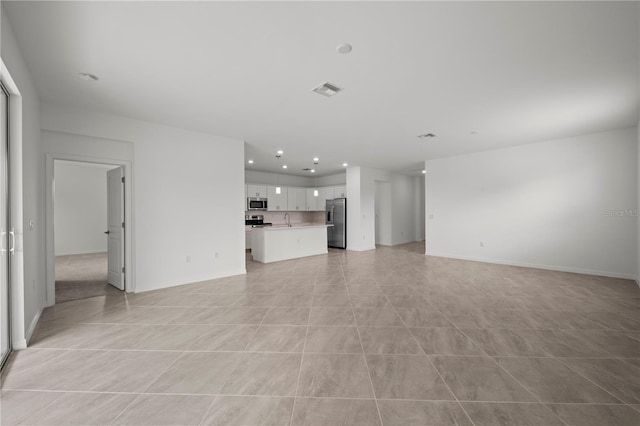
[0,83,10,367]
[107,167,124,290]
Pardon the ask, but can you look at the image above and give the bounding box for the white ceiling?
[4,1,638,177]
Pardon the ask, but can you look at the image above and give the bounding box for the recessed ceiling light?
[282,165,288,169]
[337,43,352,54]
[78,72,98,81]
[247,160,254,164]
[422,170,426,174]
[342,163,348,167]
[418,133,436,139]
[276,150,284,155]
[310,169,316,173]
[312,82,343,98]
[313,157,319,163]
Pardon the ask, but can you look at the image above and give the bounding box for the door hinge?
[122,222,125,228]
[121,176,125,183]
[121,266,125,273]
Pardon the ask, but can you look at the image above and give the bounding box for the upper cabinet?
[317,187,335,211]
[287,187,306,211]
[304,186,335,211]
[246,183,344,212]
[247,184,268,198]
[305,188,319,211]
[267,185,287,211]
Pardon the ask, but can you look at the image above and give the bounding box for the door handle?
[104,231,110,235]
[9,228,15,256]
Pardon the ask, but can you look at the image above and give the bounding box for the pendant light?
[275,151,283,194]
[312,157,319,196]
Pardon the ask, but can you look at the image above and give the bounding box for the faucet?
[284,212,291,227]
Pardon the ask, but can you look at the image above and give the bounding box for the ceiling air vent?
[312,82,343,98]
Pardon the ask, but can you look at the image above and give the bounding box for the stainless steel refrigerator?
[326,198,346,249]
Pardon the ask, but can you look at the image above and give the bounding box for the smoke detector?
[78,72,99,82]
[312,82,343,98]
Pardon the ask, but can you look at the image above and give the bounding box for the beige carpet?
[55,252,122,304]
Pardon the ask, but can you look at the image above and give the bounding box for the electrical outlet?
[479,242,484,247]
[186,255,191,263]
[428,214,434,220]
[214,252,219,259]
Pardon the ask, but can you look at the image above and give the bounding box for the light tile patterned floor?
[2,242,639,425]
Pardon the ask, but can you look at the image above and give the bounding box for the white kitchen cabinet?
[305,186,335,212]
[247,184,268,198]
[267,185,287,211]
[334,185,346,199]
[317,186,335,210]
[305,188,319,211]
[287,187,306,211]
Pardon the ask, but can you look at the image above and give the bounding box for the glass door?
[0,82,10,369]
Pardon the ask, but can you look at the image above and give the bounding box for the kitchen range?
[245,214,272,227]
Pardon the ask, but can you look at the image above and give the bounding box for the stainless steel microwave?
[247,197,268,211]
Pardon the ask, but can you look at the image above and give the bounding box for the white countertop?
[253,223,332,231]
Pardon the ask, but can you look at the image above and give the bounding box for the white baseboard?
[25,308,42,345]
[133,268,247,294]
[426,251,637,281]
[347,245,376,252]
[13,308,42,350]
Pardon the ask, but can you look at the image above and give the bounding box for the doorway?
[53,160,124,303]
[374,181,392,246]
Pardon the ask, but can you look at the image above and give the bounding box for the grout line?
[108,393,145,425]
[4,387,640,406]
[378,286,478,426]
[345,267,386,426]
[553,357,631,405]
[429,303,569,425]
[196,292,283,426]
[287,281,314,426]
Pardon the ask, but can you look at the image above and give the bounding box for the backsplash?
[247,211,324,225]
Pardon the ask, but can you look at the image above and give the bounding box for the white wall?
[426,127,638,279]
[414,176,425,241]
[375,181,392,245]
[42,103,246,293]
[390,173,419,245]
[244,170,346,188]
[347,166,421,251]
[313,172,346,187]
[2,6,44,348]
[245,170,312,187]
[54,161,113,256]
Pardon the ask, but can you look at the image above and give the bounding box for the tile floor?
[55,252,121,303]
[1,242,639,425]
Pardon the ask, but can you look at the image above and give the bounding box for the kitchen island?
[251,224,332,263]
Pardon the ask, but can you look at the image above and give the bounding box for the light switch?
[29,219,35,230]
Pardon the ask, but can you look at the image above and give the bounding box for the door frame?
[45,153,134,306]
[0,81,11,368]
